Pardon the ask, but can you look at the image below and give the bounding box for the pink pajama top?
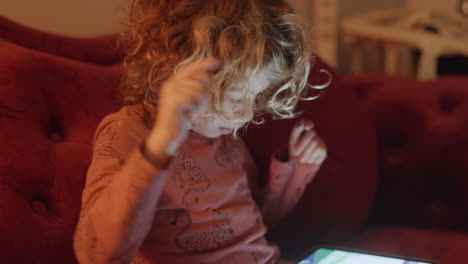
[73,103,319,264]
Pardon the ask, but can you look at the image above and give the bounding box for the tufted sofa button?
[439,94,460,115]
[48,132,63,143]
[385,151,403,168]
[31,200,49,216]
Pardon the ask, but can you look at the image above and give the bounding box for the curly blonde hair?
[119,0,328,128]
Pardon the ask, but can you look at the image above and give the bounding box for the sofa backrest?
[344,73,468,233]
[0,38,122,263]
[0,17,379,262]
[0,16,124,65]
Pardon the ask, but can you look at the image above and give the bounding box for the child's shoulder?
[120,103,150,126]
[98,103,151,134]
[91,103,152,157]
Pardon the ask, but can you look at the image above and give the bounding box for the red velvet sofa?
[1,16,467,263]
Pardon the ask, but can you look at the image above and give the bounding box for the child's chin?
[193,130,223,139]
[205,132,224,139]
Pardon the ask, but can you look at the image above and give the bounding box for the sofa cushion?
[243,59,379,257]
[340,226,468,264]
[343,74,468,232]
[0,39,122,263]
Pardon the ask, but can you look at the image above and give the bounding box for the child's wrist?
[143,136,173,169]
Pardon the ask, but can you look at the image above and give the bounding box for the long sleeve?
[260,150,320,229]
[73,116,168,264]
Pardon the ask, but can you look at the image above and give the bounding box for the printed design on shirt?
[170,209,192,249]
[215,135,244,170]
[273,173,289,183]
[94,125,125,165]
[174,209,237,253]
[171,152,211,207]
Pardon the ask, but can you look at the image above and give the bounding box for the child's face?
[191,73,270,138]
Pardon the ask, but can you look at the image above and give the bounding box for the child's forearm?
[262,155,320,228]
[73,146,168,264]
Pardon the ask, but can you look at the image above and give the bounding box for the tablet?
[296,247,438,264]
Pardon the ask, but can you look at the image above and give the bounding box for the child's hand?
[288,119,327,165]
[144,57,221,166]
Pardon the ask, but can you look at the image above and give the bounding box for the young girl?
[73,0,328,263]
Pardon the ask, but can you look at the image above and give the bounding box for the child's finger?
[198,57,222,72]
[179,94,209,124]
[192,95,210,118]
[289,120,306,150]
[294,130,316,156]
[303,120,314,131]
[299,140,318,163]
[312,150,327,165]
[177,78,209,92]
[174,80,209,106]
[180,57,222,77]
[189,70,212,86]
[315,153,326,165]
[311,141,327,164]
[308,149,322,165]
[289,119,315,150]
